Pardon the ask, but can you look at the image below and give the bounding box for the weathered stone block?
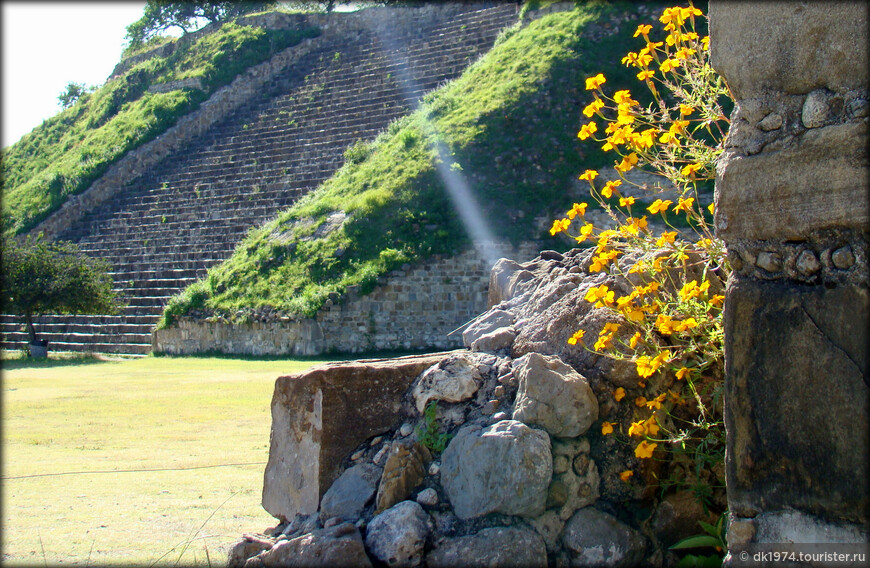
[723,277,869,523]
[715,121,868,241]
[262,352,455,522]
[709,1,868,98]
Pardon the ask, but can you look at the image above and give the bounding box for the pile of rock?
[229,247,724,567]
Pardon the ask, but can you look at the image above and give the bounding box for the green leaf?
[669,535,722,550]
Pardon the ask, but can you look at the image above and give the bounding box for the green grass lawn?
[1,353,333,566]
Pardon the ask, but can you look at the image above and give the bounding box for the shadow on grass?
[151,347,451,363]
[0,351,126,371]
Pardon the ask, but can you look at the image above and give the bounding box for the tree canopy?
[124,1,275,51]
[1,237,122,347]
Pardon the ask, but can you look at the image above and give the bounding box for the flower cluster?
[553,3,731,491]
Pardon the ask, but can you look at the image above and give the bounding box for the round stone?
[796,250,822,275]
[831,246,855,269]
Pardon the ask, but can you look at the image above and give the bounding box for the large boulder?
[262,352,455,522]
[511,352,599,438]
[426,526,548,568]
[440,420,552,519]
[561,507,646,568]
[320,463,382,521]
[257,522,372,567]
[364,500,430,567]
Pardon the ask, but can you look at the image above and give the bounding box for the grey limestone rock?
[426,526,548,568]
[462,308,515,348]
[259,522,372,567]
[319,463,382,521]
[364,500,430,567]
[561,507,646,568]
[441,419,552,519]
[511,352,599,438]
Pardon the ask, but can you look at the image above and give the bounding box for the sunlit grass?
[1,353,331,566]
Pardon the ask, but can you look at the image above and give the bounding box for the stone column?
[709,0,869,557]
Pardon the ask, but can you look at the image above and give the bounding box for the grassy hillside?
[160,2,664,327]
[1,20,318,236]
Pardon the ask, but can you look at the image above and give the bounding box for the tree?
[58,81,91,109]
[1,237,122,351]
[124,1,276,51]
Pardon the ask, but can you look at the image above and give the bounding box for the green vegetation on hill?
[160,2,661,327]
[1,21,318,236]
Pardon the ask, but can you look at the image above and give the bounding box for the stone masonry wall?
[709,0,869,560]
[152,242,540,356]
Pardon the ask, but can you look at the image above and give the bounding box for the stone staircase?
[1,3,519,355]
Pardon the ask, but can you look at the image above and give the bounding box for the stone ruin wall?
[152,242,541,356]
[709,0,869,557]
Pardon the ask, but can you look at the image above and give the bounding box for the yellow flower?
[709,294,725,307]
[655,314,676,335]
[635,440,658,459]
[578,122,598,140]
[630,129,656,150]
[681,6,703,19]
[633,24,652,37]
[549,218,571,236]
[622,52,638,66]
[620,196,636,207]
[601,179,622,199]
[567,202,588,219]
[648,199,672,215]
[701,35,710,50]
[679,104,694,116]
[615,152,639,173]
[674,196,695,213]
[637,69,655,81]
[644,416,661,436]
[675,317,699,332]
[636,350,670,378]
[655,231,677,247]
[681,163,702,177]
[645,393,666,410]
[613,90,638,105]
[679,279,709,301]
[584,284,615,308]
[585,73,606,90]
[637,52,654,67]
[670,119,689,134]
[628,421,646,437]
[594,332,614,351]
[708,202,715,215]
[567,329,585,346]
[620,470,634,482]
[659,58,680,73]
[614,387,626,402]
[634,396,648,408]
[652,256,667,272]
[675,367,691,381]
[579,169,599,181]
[659,130,681,145]
[574,222,595,243]
[601,421,615,435]
[675,47,696,60]
[583,98,605,117]
[629,331,642,349]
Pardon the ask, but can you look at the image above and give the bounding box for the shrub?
[552,2,732,508]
